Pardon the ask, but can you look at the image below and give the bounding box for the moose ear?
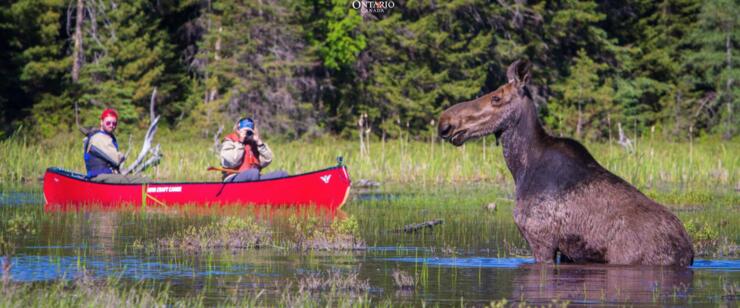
[506,60,531,86]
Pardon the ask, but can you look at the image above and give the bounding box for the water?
[1,187,738,306]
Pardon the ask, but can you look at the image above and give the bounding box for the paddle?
[207,166,239,174]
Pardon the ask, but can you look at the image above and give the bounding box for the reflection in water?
[0,192,41,206]
[89,212,118,256]
[43,203,347,221]
[511,264,693,304]
[3,188,739,305]
[385,256,534,268]
[6,255,251,281]
[353,192,399,202]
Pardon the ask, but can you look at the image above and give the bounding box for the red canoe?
[43,165,351,210]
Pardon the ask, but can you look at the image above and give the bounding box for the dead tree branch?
[124,134,132,162]
[121,88,161,175]
[212,124,224,154]
[149,87,157,123]
[617,123,634,153]
[132,144,162,174]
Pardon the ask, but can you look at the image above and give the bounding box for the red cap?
[100,108,118,120]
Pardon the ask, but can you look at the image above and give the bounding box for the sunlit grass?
[1,128,737,194]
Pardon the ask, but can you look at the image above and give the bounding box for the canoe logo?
[147,186,182,193]
[320,175,332,184]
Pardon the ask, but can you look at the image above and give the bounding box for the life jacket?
[225,133,260,171]
[83,130,119,178]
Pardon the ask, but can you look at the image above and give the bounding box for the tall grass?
[0,277,381,307]
[1,129,737,193]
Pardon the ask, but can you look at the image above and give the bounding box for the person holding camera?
[220,117,288,182]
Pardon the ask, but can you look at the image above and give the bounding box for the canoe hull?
[43,166,351,210]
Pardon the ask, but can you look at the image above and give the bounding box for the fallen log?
[392,219,444,233]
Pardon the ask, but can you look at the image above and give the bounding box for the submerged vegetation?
[157,216,272,252]
[153,214,366,253]
[0,273,377,307]
[289,215,366,251]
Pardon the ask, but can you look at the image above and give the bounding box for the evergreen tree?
[316,0,366,70]
[542,0,625,139]
[633,0,701,139]
[352,0,500,137]
[0,0,735,140]
[551,49,614,139]
[188,0,317,137]
[75,0,182,127]
[684,0,739,139]
[297,0,368,135]
[12,0,72,137]
[0,3,21,136]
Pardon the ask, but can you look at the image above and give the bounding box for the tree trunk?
[724,32,734,140]
[673,89,682,140]
[577,102,583,138]
[71,0,84,82]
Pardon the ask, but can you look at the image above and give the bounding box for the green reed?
[1,129,737,193]
[0,277,383,307]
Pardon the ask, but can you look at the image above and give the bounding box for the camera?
[246,129,254,137]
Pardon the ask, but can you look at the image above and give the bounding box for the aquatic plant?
[0,212,39,282]
[391,269,415,290]
[158,216,272,252]
[0,278,203,308]
[684,218,721,256]
[288,215,366,251]
[298,270,370,293]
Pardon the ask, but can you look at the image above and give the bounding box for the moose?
[438,60,694,266]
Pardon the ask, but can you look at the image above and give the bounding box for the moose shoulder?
[438,60,694,266]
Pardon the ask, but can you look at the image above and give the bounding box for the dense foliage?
[0,0,736,140]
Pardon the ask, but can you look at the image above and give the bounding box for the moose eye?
[491,96,502,105]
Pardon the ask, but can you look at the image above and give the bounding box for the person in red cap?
[82,108,147,183]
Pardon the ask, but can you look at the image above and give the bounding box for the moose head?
[438,60,532,146]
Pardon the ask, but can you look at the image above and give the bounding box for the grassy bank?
[1,130,737,191]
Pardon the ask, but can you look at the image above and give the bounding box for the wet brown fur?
[438,60,694,266]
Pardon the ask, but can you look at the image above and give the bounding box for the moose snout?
[438,121,454,139]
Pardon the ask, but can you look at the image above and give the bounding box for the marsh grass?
[0,130,737,306]
[391,269,416,290]
[348,186,529,255]
[298,269,369,293]
[157,216,272,252]
[1,129,737,192]
[676,204,740,258]
[286,215,366,251]
[0,273,379,307]
[148,212,366,253]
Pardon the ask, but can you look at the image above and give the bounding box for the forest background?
[0,0,737,142]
